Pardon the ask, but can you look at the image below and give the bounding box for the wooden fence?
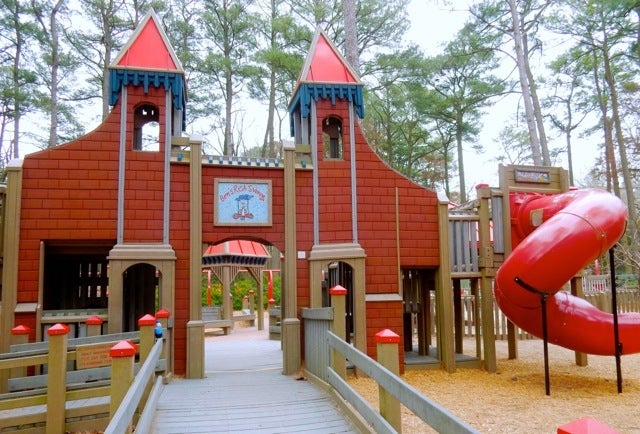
[303,293,479,433]
[0,314,167,433]
[436,286,640,341]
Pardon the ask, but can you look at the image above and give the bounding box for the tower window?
[133,104,160,151]
[322,116,343,160]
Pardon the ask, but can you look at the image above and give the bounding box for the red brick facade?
[10,33,441,376]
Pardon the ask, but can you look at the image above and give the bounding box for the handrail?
[7,331,140,354]
[105,338,164,434]
[326,331,479,434]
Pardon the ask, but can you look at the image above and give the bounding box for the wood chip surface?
[348,338,640,433]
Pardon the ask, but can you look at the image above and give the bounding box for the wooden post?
[330,285,347,379]
[138,314,156,365]
[257,275,265,331]
[46,323,69,434]
[86,315,103,337]
[109,340,137,434]
[375,329,402,433]
[187,136,205,379]
[268,299,279,341]
[249,290,255,315]
[282,142,300,374]
[138,314,156,406]
[242,295,249,311]
[10,325,29,379]
[570,276,589,367]
[155,308,171,380]
[436,191,456,372]
[476,184,497,372]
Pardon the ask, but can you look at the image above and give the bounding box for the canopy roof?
[202,240,271,267]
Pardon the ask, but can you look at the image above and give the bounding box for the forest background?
[0,0,638,274]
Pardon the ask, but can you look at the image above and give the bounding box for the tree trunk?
[602,41,638,232]
[49,0,63,148]
[225,70,234,155]
[522,33,550,165]
[11,1,23,159]
[343,0,359,73]
[507,0,541,165]
[456,119,466,203]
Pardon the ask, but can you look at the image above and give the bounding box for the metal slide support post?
[609,248,623,393]
[541,294,550,396]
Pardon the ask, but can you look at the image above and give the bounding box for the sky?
[406,1,600,192]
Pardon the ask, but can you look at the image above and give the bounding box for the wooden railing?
[105,338,165,434]
[326,330,478,434]
[303,288,478,433]
[0,313,167,433]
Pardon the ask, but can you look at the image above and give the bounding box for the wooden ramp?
[150,327,361,433]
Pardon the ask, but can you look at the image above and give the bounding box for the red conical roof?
[299,30,361,84]
[111,10,182,72]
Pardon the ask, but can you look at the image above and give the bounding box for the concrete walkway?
[149,326,361,433]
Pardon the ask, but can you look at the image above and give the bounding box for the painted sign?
[514,169,551,184]
[75,342,115,369]
[214,179,272,226]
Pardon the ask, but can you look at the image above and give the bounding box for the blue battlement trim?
[288,83,364,136]
[108,69,185,111]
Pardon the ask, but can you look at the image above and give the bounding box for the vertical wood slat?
[302,308,333,381]
[449,218,481,274]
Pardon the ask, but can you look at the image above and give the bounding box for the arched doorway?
[402,268,435,362]
[201,240,279,336]
[308,244,366,355]
[323,261,354,343]
[122,263,159,332]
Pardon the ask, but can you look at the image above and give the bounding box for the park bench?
[233,309,256,326]
[202,306,233,334]
[269,306,281,340]
[201,306,256,335]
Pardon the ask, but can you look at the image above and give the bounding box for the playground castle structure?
[0,10,634,384]
[0,12,448,379]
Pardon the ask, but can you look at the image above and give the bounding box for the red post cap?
[557,417,619,434]
[47,323,70,336]
[86,315,103,325]
[155,308,171,319]
[138,314,156,326]
[374,329,401,344]
[11,325,30,335]
[110,340,137,358]
[329,285,347,295]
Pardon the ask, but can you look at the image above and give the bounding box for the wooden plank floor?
[150,326,361,433]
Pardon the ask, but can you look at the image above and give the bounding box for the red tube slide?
[494,188,639,355]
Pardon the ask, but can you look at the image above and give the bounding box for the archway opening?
[322,261,354,343]
[133,103,160,152]
[122,263,159,332]
[201,239,282,338]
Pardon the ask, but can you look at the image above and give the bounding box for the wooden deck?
[149,326,361,433]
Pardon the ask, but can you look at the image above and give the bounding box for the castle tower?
[105,10,184,335]
[288,30,368,355]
